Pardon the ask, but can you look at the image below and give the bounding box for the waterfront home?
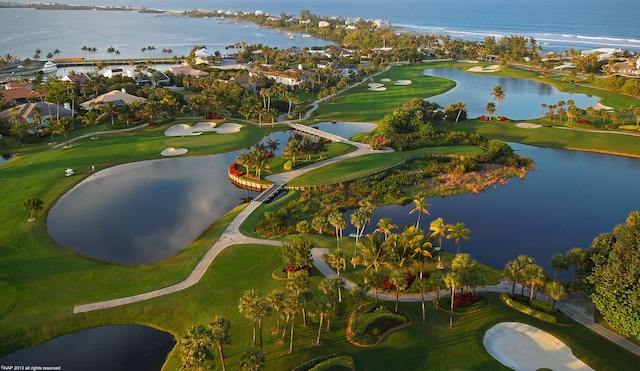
[0,102,72,128]
[80,89,147,110]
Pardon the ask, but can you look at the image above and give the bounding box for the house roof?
[0,102,72,122]
[1,88,42,101]
[170,65,209,77]
[61,73,92,84]
[80,90,147,110]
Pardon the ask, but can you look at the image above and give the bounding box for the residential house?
[0,101,72,129]
[170,65,209,78]
[80,89,147,110]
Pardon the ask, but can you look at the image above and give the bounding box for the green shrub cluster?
[309,356,355,371]
[531,298,556,313]
[353,306,408,344]
[292,354,339,371]
[501,293,557,324]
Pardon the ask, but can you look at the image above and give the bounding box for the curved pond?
[421,68,600,120]
[0,325,175,371]
[346,142,640,273]
[47,122,377,265]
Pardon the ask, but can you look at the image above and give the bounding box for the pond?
[0,153,16,165]
[0,325,175,371]
[47,122,377,265]
[346,142,640,274]
[421,68,600,120]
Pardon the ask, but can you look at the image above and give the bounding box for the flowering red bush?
[478,116,489,122]
[499,116,508,121]
[283,265,311,273]
[148,122,156,127]
[228,162,245,177]
[453,292,478,307]
[381,272,417,290]
[576,119,590,125]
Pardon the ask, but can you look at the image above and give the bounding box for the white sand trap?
[368,83,385,89]
[212,122,241,133]
[161,147,188,156]
[592,102,613,111]
[164,122,241,136]
[380,78,392,82]
[394,80,412,85]
[368,87,387,91]
[483,322,594,371]
[516,122,542,129]
[468,65,501,72]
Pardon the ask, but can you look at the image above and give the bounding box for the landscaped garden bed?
[348,304,409,346]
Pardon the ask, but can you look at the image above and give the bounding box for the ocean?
[1,0,639,60]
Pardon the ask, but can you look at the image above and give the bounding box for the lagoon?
[421,68,600,120]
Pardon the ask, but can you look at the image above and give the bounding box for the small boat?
[41,61,57,74]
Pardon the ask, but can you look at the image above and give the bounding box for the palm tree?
[545,280,567,311]
[181,324,214,370]
[238,290,271,349]
[315,297,334,345]
[350,209,367,255]
[100,102,117,126]
[266,290,286,332]
[318,276,340,308]
[80,108,104,139]
[240,347,265,371]
[389,269,408,313]
[311,215,328,235]
[282,294,302,354]
[327,210,346,250]
[447,222,471,255]
[412,277,429,322]
[209,317,230,371]
[374,218,397,241]
[504,258,522,295]
[409,194,430,228]
[327,249,346,300]
[50,117,73,148]
[550,253,570,280]
[349,284,368,331]
[491,84,506,115]
[523,262,546,302]
[443,272,462,328]
[451,253,476,292]
[429,218,451,250]
[485,101,496,119]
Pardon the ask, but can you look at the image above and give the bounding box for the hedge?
[292,354,339,371]
[309,356,355,371]
[501,293,557,324]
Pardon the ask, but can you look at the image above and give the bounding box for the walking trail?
[71,65,639,358]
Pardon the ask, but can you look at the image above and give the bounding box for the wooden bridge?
[288,123,347,143]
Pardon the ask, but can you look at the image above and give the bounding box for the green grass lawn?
[1,61,640,370]
[287,146,487,187]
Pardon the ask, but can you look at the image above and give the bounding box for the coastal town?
[1,2,640,371]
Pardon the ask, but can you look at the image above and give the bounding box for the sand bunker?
[368,83,385,89]
[380,78,392,82]
[161,147,188,156]
[164,122,241,136]
[592,102,613,111]
[468,65,501,72]
[483,322,594,371]
[394,80,412,85]
[516,122,542,129]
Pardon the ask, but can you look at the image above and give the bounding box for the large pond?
[47,122,376,265]
[0,325,175,371]
[346,142,640,273]
[421,68,600,120]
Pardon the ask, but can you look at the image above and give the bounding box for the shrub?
[292,354,339,371]
[453,292,478,307]
[501,293,557,324]
[309,356,355,371]
[531,298,556,313]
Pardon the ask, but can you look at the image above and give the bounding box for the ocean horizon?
[1,0,639,60]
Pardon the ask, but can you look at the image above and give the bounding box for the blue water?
[1,0,639,60]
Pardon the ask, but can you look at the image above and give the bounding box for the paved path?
[51,123,148,149]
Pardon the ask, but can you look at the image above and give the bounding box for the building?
[80,89,147,110]
[0,102,72,128]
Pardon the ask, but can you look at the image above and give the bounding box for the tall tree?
[429,217,451,250]
[181,324,214,371]
[389,269,408,313]
[238,290,271,349]
[209,317,230,371]
[350,209,367,255]
[491,84,506,115]
[240,347,265,371]
[315,297,334,345]
[409,194,430,228]
[266,290,286,332]
[550,253,571,280]
[545,280,566,311]
[349,283,369,331]
[23,197,43,222]
[444,272,462,328]
[374,217,397,241]
[412,277,429,323]
[447,222,471,255]
[327,250,346,301]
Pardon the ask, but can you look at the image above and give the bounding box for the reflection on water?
[47,151,253,265]
[0,325,175,371]
[346,143,640,274]
[47,122,376,265]
[422,68,599,119]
